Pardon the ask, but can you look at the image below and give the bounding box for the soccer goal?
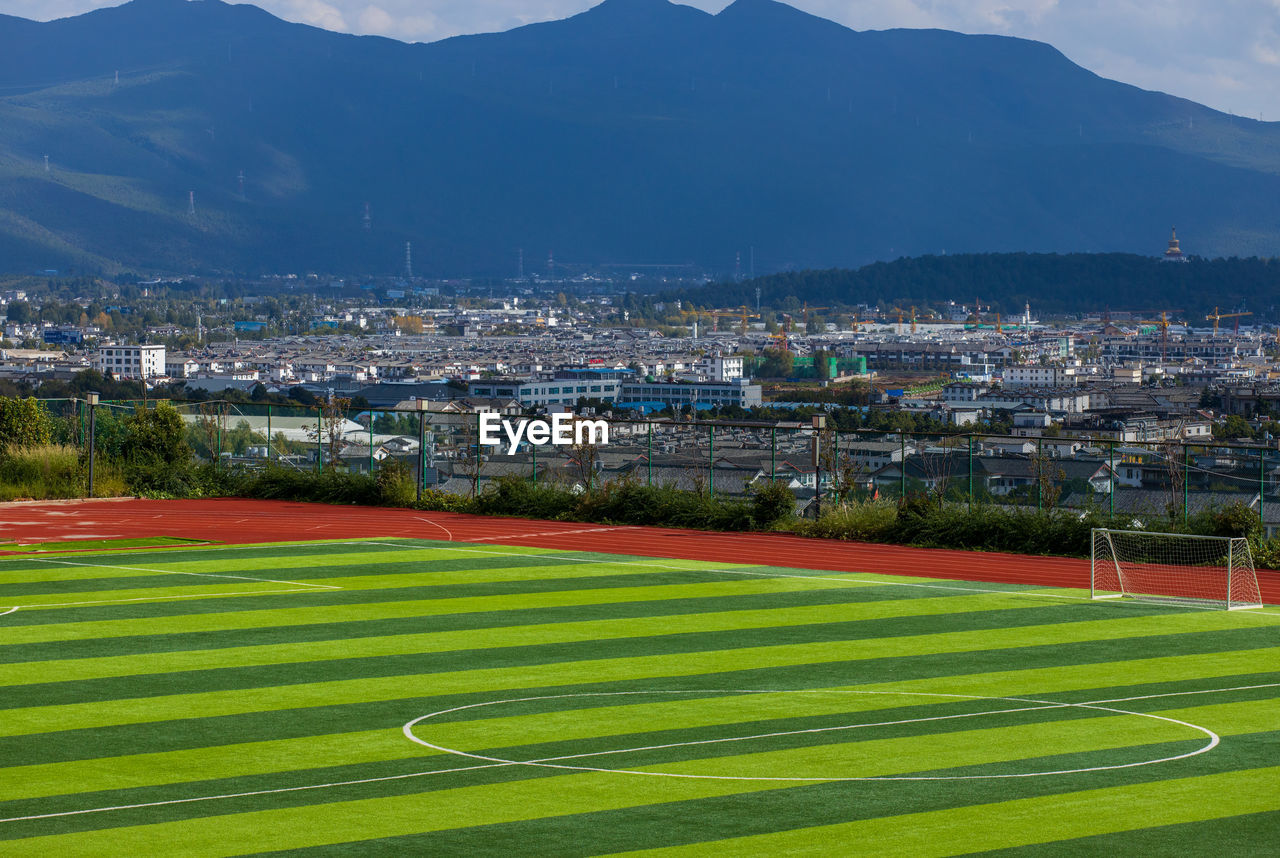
[1091,528,1263,610]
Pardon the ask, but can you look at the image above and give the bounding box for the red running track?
[1,497,1277,604]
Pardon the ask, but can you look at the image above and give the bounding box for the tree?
[122,403,189,468]
[757,348,794,378]
[0,397,53,449]
[1215,414,1252,440]
[194,402,229,463]
[314,396,352,470]
[5,301,32,324]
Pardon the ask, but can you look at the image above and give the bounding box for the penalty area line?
[7,588,342,611]
[23,557,342,592]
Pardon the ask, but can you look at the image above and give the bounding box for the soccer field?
[0,538,1277,855]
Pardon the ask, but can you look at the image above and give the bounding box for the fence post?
[1036,437,1043,511]
[812,415,826,519]
[267,404,273,462]
[647,421,653,487]
[531,437,538,484]
[368,410,374,475]
[475,410,483,497]
[315,406,322,472]
[899,431,906,499]
[833,428,840,500]
[1183,443,1189,523]
[1260,448,1266,533]
[967,434,973,511]
[708,423,715,498]
[86,393,99,498]
[770,426,776,483]
[1109,440,1115,518]
[416,403,427,501]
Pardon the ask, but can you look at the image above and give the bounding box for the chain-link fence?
[35,397,1280,532]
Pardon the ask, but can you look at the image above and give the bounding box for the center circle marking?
[403,689,1219,781]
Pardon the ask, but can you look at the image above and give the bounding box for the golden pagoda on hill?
[1163,226,1188,262]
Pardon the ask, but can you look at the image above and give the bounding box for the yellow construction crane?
[1206,307,1251,336]
[771,313,795,352]
[1133,312,1175,361]
[713,307,761,334]
[801,303,831,334]
[910,306,918,335]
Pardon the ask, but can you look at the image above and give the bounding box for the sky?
[2,0,1277,119]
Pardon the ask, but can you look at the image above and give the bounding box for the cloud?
[277,0,349,32]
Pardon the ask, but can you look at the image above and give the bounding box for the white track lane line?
[414,517,454,541]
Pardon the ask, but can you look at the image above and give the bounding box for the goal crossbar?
[1091,528,1263,610]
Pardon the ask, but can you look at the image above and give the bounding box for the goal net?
[1091,528,1262,610]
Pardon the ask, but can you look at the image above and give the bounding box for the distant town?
[3,252,1279,525]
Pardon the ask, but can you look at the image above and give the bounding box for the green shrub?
[234,465,381,505]
[787,499,898,541]
[415,488,477,514]
[574,479,755,530]
[751,480,796,528]
[376,460,418,508]
[475,475,577,519]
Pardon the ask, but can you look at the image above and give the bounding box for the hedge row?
[214,465,1280,567]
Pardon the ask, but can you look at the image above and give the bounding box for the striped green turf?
[0,537,1277,855]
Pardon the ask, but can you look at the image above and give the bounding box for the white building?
[695,356,745,382]
[1003,366,1077,388]
[95,344,166,380]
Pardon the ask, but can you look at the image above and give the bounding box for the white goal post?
[1091,528,1263,610]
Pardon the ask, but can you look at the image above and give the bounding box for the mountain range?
[0,0,1278,276]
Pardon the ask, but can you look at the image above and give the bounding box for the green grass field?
[0,538,1277,855]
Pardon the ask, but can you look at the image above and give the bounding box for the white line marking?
[0,760,511,824]
[24,557,342,591]
[475,527,626,541]
[404,688,1221,782]
[387,539,1280,612]
[1082,682,1280,706]
[0,683,1262,824]
[0,607,17,618]
[9,589,340,610]
[415,517,454,541]
[361,540,1090,602]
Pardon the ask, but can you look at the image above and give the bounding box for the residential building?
[94,344,166,380]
